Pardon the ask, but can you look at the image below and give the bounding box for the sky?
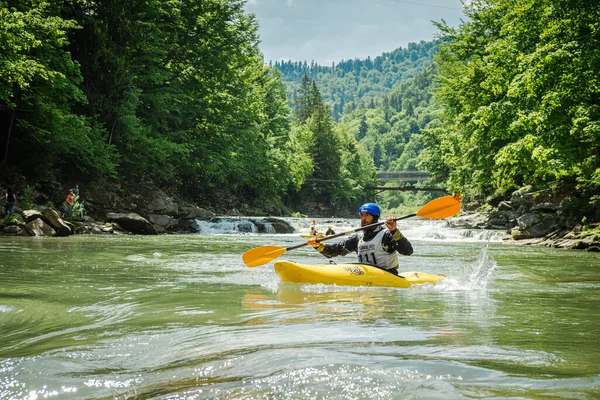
[244,0,468,65]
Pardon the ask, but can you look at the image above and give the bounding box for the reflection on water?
[1,222,600,399]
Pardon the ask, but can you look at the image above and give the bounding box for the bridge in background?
[375,171,430,181]
[364,171,447,193]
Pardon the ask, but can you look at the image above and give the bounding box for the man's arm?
[309,234,359,258]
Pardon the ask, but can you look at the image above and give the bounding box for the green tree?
[291,75,377,213]
[373,141,383,169]
[0,0,115,177]
[1,0,304,213]
[358,115,368,139]
[423,0,600,203]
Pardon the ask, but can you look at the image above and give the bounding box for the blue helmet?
[358,203,381,217]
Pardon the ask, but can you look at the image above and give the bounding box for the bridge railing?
[375,171,431,181]
[367,170,447,193]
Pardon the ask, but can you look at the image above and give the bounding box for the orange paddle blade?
[416,195,461,219]
[242,245,287,267]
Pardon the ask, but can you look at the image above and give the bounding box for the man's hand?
[385,216,397,232]
[307,237,320,248]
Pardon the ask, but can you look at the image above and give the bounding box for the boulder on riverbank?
[0,206,298,237]
[81,184,216,233]
[106,213,158,235]
[1,181,295,237]
[448,185,600,251]
[25,218,56,237]
[262,218,295,233]
[40,209,72,236]
[1,208,71,237]
[1,219,27,236]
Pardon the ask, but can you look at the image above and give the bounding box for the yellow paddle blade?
[242,245,287,267]
[416,195,461,219]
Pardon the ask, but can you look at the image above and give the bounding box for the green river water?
[1,219,599,399]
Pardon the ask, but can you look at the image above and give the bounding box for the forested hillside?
[339,66,443,211]
[285,75,377,214]
[275,41,443,213]
[274,40,439,120]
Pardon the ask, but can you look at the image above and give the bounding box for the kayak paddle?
[242,195,461,268]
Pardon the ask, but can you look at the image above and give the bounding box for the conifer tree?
[358,116,369,140]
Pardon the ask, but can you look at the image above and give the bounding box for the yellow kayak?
[274,260,446,288]
[300,233,325,238]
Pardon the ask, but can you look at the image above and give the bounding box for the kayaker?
[310,220,318,236]
[307,203,413,275]
[326,225,335,235]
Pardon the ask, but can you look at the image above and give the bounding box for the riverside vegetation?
[1,0,598,249]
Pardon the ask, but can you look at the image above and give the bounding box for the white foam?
[0,305,14,313]
[193,217,504,244]
[434,246,498,292]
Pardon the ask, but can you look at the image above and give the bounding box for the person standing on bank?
[4,188,16,217]
[64,189,74,217]
[307,203,413,275]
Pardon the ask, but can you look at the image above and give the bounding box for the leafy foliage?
[0,0,116,178]
[421,0,600,203]
[0,0,309,211]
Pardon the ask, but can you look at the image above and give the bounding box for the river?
[1,218,599,399]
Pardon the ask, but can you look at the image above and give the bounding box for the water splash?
[0,305,14,313]
[260,277,280,293]
[435,246,497,292]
